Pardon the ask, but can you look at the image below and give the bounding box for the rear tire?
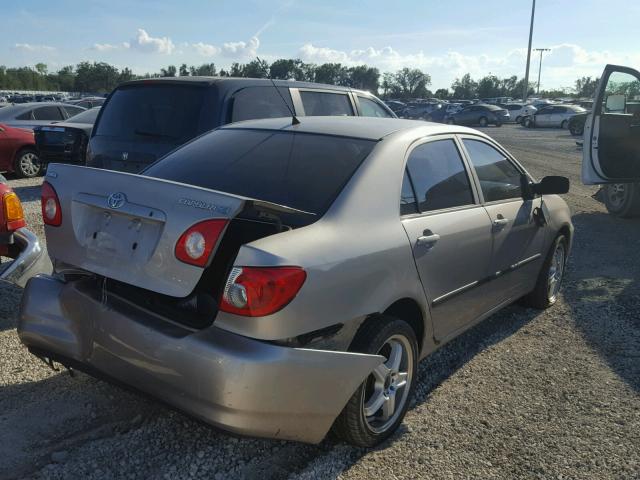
[14,149,42,178]
[524,117,533,128]
[515,115,522,124]
[478,116,488,127]
[569,122,584,136]
[495,122,502,127]
[522,234,568,309]
[447,118,455,125]
[331,316,418,447]
[603,183,640,218]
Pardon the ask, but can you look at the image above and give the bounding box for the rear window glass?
[67,108,99,124]
[95,85,206,142]
[300,91,353,116]
[231,86,294,122]
[145,129,375,215]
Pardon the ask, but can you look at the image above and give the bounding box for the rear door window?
[95,84,208,142]
[300,91,354,116]
[462,139,522,202]
[33,106,64,120]
[406,139,474,212]
[145,129,375,215]
[358,96,393,118]
[231,86,295,122]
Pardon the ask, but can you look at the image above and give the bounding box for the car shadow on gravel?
[0,281,23,332]
[561,211,640,393]
[11,184,42,202]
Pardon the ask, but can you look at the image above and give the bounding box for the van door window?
[231,86,295,122]
[300,91,354,116]
[358,96,393,118]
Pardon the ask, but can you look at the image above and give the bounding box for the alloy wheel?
[606,183,627,209]
[18,152,41,177]
[547,242,566,302]
[362,335,414,434]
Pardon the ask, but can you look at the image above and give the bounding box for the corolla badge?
[107,192,127,209]
[122,151,129,161]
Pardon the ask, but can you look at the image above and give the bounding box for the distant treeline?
[0,59,600,100]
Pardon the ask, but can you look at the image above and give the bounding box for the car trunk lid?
[44,164,247,297]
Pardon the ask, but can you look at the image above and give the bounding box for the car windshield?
[144,128,376,215]
[66,108,100,124]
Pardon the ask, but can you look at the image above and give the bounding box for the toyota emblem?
[122,151,129,161]
[107,192,127,209]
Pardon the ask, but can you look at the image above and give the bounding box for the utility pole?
[522,0,536,102]
[535,48,551,94]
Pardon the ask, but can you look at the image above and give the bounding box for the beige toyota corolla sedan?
[19,117,572,446]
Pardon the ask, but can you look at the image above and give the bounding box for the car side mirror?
[605,94,626,113]
[531,176,569,195]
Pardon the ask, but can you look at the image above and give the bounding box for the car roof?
[220,116,480,141]
[117,76,372,95]
[0,102,83,119]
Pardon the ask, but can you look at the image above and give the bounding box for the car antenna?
[258,57,300,125]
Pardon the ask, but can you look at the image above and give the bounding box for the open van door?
[583,65,640,216]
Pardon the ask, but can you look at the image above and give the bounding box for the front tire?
[603,183,640,218]
[524,117,533,128]
[522,234,568,309]
[515,115,522,124]
[561,120,568,129]
[14,149,42,178]
[446,117,455,125]
[332,316,418,447]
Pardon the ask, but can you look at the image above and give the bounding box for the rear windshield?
[67,107,100,124]
[95,84,207,142]
[144,129,376,215]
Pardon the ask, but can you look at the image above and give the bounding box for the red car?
[0,174,50,286]
[0,123,41,178]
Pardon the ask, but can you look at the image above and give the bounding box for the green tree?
[179,64,189,76]
[393,68,431,98]
[160,65,177,77]
[575,76,600,97]
[75,61,120,92]
[314,63,349,86]
[451,74,478,99]
[241,59,270,78]
[434,88,449,99]
[189,63,216,76]
[347,65,379,93]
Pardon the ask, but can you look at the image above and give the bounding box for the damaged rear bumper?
[18,275,383,443]
[0,228,52,288]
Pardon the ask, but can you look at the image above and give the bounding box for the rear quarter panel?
[213,130,440,354]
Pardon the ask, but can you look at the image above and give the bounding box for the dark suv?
[87,77,394,172]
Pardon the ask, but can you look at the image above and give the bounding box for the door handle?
[493,215,509,228]
[417,232,440,247]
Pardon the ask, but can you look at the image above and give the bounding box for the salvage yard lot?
[1,124,639,479]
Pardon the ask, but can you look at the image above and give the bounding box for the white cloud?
[129,28,175,54]
[191,42,220,57]
[90,42,129,52]
[297,42,640,90]
[222,37,259,58]
[14,43,55,52]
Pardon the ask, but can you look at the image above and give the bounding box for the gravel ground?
[0,124,638,479]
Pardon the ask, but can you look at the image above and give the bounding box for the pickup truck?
[582,64,640,217]
[0,174,51,286]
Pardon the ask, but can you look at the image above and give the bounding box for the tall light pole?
[535,48,551,94]
[522,0,536,102]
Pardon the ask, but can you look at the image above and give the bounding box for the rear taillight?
[220,266,306,317]
[175,219,228,267]
[41,181,62,226]
[2,192,26,231]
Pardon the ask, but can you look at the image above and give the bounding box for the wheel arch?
[382,297,426,354]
